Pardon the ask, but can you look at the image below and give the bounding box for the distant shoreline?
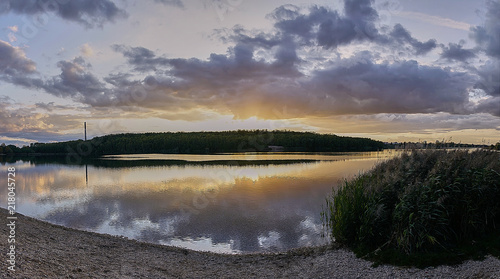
[1,208,499,278]
[1,130,386,157]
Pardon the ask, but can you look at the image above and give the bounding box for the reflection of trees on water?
[4,155,319,168]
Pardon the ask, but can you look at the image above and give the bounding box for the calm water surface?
[1,151,399,253]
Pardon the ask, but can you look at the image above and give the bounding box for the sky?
[0,0,499,146]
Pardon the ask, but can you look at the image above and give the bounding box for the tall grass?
[322,149,500,266]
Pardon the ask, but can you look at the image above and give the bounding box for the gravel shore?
[1,208,499,278]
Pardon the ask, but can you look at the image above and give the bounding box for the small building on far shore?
[268,145,284,152]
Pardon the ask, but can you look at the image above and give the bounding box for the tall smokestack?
[84,122,87,141]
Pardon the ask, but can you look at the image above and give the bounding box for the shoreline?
[1,208,499,278]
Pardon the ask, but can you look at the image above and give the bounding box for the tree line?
[1,130,385,157]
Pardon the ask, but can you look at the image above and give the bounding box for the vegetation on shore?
[0,130,384,156]
[322,149,500,267]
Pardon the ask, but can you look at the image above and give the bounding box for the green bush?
[323,149,500,266]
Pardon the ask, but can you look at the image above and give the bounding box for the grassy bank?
[322,149,500,267]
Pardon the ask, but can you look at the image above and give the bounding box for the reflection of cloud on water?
[163,238,240,254]
[298,216,325,247]
[9,154,391,253]
[258,231,284,251]
[35,173,332,252]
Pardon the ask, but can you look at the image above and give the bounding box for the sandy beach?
[1,208,499,278]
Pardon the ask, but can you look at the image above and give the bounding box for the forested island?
[1,130,385,157]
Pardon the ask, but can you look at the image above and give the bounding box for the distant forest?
[1,130,384,157]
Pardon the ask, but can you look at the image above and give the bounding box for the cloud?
[266,4,300,21]
[388,24,436,55]
[216,25,282,49]
[107,45,478,119]
[440,41,476,62]
[470,0,500,59]
[112,42,302,79]
[6,25,18,42]
[107,43,303,117]
[0,40,40,89]
[80,43,94,57]
[0,96,126,144]
[43,57,108,103]
[474,59,500,97]
[227,2,436,55]
[0,0,127,28]
[469,1,499,102]
[303,54,472,115]
[0,40,37,75]
[4,31,492,122]
[111,44,169,72]
[7,25,18,32]
[35,102,80,112]
[474,97,500,117]
[0,97,68,142]
[270,3,378,49]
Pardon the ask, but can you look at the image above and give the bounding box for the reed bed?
[322,149,500,267]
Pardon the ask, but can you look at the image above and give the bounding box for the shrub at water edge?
[322,149,500,266]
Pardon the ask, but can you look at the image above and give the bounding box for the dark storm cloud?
[440,42,477,62]
[470,0,500,59]
[0,0,127,28]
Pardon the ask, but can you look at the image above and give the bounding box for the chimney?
[84,122,87,141]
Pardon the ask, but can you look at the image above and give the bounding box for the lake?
[1,151,399,253]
